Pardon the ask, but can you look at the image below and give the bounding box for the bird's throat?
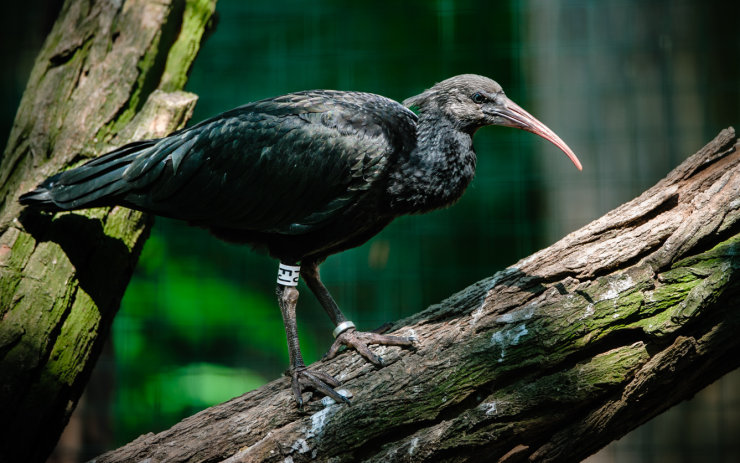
[386,115,476,215]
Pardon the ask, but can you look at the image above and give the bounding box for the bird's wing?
[120,91,417,234]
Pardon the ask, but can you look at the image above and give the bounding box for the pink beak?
[496,97,583,171]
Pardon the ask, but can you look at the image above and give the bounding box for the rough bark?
[0,1,217,462]
[92,128,740,463]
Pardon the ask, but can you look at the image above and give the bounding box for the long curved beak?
[495,97,583,171]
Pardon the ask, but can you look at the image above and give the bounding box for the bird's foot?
[290,366,350,409]
[324,328,415,366]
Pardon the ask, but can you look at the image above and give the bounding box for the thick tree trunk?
[92,128,739,463]
[0,1,217,462]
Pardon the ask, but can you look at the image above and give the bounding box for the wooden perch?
[0,1,216,461]
[92,128,740,463]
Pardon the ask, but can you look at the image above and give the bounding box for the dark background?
[2,0,738,462]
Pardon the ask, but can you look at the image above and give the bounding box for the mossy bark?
[93,129,739,463]
[0,1,217,462]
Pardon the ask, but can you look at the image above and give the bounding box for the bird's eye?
[472,92,486,104]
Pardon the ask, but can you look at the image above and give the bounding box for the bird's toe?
[291,366,349,408]
[325,328,415,366]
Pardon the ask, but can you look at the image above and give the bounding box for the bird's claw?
[324,328,415,366]
[290,366,349,409]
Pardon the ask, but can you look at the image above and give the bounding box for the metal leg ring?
[332,320,356,339]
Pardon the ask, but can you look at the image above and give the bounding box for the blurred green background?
[2,0,738,462]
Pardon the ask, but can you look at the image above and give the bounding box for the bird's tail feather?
[18,183,58,210]
[19,140,157,211]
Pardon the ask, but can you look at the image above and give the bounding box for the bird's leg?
[301,261,415,366]
[276,263,349,408]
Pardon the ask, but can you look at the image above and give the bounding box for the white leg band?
[332,321,356,338]
[277,263,301,286]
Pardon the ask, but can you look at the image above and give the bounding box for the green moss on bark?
[160,0,217,92]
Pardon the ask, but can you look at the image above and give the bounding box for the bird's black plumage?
[20,75,582,407]
[23,89,420,261]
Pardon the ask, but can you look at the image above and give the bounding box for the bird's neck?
[386,113,477,214]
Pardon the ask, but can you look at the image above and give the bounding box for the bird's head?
[404,74,582,170]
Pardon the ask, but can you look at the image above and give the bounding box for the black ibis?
[20,74,582,407]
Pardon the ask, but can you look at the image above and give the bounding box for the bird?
[19,74,582,408]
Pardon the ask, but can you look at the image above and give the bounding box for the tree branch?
[93,128,739,463]
[0,1,216,461]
